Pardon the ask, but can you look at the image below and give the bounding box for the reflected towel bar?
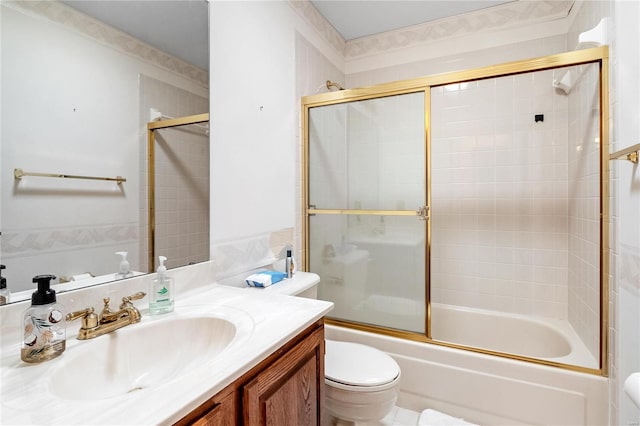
[609,144,639,164]
[14,168,126,184]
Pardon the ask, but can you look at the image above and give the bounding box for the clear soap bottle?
[149,256,174,315]
[115,251,132,279]
[21,275,66,363]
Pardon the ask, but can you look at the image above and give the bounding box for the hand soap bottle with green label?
[149,256,174,315]
[21,275,66,363]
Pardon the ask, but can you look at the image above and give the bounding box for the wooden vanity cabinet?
[175,320,325,426]
[187,385,237,426]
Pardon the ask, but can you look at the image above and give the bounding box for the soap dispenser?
[149,256,174,315]
[21,275,66,363]
[115,251,132,279]
[0,265,9,305]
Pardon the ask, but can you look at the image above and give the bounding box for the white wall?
[610,0,640,423]
[209,1,344,278]
[210,1,295,244]
[1,3,207,291]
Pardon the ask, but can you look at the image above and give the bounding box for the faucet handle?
[66,307,94,322]
[66,307,98,330]
[120,291,146,309]
[127,291,146,301]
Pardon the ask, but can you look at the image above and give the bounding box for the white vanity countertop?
[216,270,321,296]
[0,280,333,425]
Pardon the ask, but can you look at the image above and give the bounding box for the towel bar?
[609,143,639,164]
[14,168,126,184]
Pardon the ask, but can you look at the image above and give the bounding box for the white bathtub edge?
[326,324,608,426]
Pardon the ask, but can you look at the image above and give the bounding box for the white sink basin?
[49,313,241,400]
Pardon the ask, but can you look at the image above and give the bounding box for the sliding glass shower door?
[303,47,610,374]
[305,91,428,333]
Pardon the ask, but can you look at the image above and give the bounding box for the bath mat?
[418,409,477,426]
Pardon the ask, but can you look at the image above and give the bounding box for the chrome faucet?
[66,292,146,340]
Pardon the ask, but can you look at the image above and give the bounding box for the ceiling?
[62,0,516,71]
[310,0,514,41]
[61,0,209,70]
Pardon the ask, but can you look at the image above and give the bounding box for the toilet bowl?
[324,339,401,423]
[288,272,402,423]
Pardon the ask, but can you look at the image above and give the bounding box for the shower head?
[553,18,609,95]
[326,80,345,91]
[552,69,575,94]
[577,18,608,49]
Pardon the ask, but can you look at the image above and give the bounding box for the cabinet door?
[176,385,237,426]
[243,328,324,426]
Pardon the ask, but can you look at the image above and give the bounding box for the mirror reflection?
[1,1,209,303]
[148,114,210,272]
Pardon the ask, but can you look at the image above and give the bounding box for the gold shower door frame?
[146,113,209,272]
[301,47,610,376]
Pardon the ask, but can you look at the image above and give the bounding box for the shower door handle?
[416,205,430,221]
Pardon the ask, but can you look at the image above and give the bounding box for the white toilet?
[323,339,401,424]
[292,272,402,424]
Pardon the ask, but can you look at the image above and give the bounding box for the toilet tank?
[296,281,318,299]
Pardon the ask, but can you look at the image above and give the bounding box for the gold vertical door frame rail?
[301,47,609,376]
[424,86,432,340]
[147,113,209,271]
[600,56,610,375]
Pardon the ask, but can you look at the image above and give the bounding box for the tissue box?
[245,270,287,288]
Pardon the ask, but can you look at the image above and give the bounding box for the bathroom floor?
[379,406,421,425]
[331,406,420,426]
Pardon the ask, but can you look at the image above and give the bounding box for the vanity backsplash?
[0,261,217,349]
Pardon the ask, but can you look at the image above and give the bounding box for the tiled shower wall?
[430,71,571,318]
[139,75,209,272]
[346,94,425,214]
[566,62,602,361]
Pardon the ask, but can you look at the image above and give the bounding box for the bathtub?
[356,295,598,369]
[325,300,608,425]
[430,303,599,369]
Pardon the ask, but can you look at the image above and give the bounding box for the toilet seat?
[325,340,400,391]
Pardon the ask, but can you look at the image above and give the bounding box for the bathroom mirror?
[0,1,209,302]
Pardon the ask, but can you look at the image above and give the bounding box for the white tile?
[393,407,420,426]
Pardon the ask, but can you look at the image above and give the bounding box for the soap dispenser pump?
[115,251,132,279]
[21,275,66,363]
[149,256,174,315]
[0,265,9,305]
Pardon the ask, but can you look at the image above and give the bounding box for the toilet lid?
[325,340,400,387]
